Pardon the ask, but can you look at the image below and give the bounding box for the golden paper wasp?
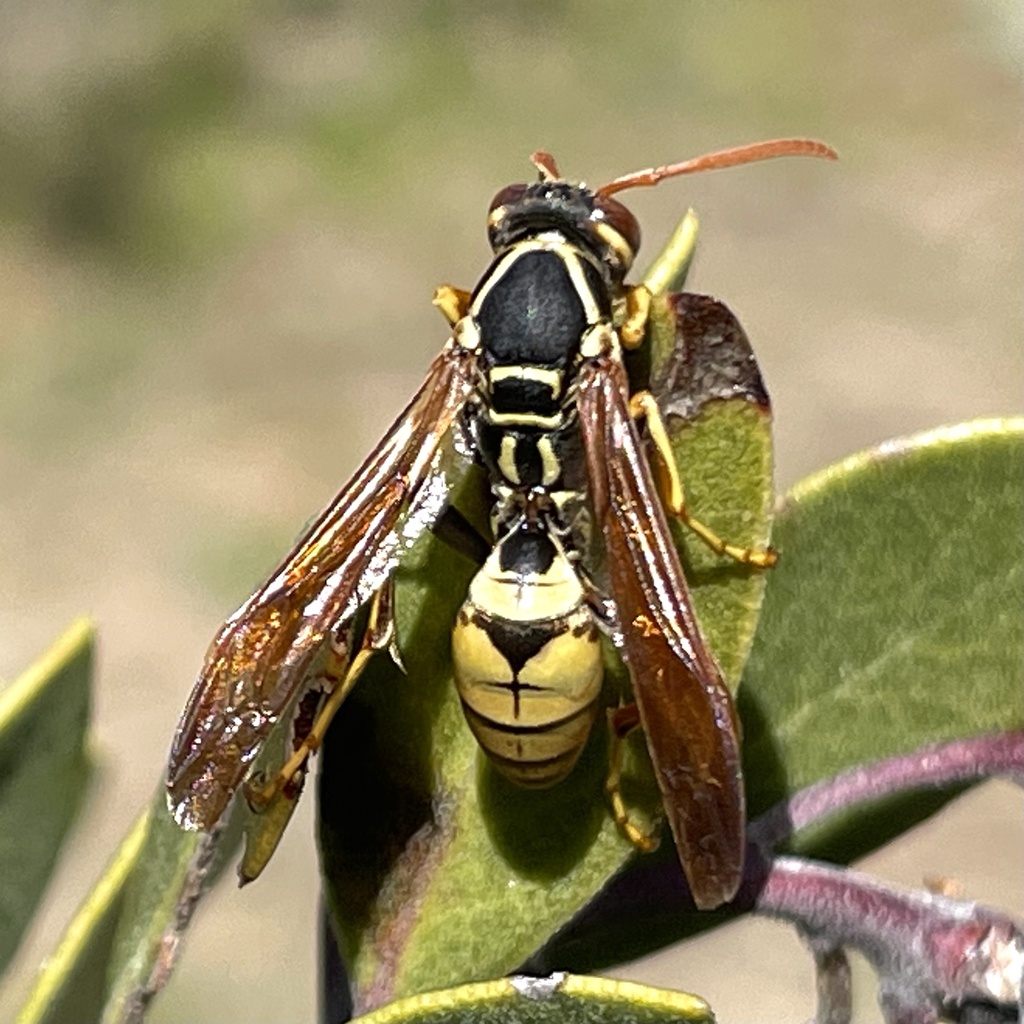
[167,138,836,908]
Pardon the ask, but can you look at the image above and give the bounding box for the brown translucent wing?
[167,339,479,831]
[577,351,745,909]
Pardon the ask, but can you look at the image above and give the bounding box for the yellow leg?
[606,705,659,853]
[619,284,652,348]
[239,690,324,883]
[239,626,354,883]
[629,391,778,568]
[432,284,472,327]
[245,589,394,812]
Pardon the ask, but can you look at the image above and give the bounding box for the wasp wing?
[167,339,479,830]
[577,351,745,909]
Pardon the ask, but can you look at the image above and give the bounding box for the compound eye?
[590,194,641,271]
[488,183,528,222]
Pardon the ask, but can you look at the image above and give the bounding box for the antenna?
[596,138,838,197]
[530,151,561,182]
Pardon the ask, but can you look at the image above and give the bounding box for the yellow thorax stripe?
[487,365,564,391]
[486,409,564,429]
[470,235,605,327]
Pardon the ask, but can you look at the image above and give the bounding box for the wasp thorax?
[451,522,603,787]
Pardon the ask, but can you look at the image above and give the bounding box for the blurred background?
[0,1,1020,1021]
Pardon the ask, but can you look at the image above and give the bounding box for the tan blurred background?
[0,2,1020,1021]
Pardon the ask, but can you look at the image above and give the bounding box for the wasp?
[167,138,836,909]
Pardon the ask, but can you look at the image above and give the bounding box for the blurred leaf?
[351,973,714,1024]
[320,231,776,1009]
[16,813,147,1024]
[0,620,93,979]
[16,799,222,1024]
[17,755,266,1022]
[97,804,225,1024]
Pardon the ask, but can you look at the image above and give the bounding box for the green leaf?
[351,973,714,1024]
[16,813,148,1024]
[741,418,1024,849]
[16,800,215,1024]
[17,774,253,1024]
[641,209,699,298]
[537,418,1024,971]
[98,805,222,1023]
[647,290,774,687]
[319,214,776,1010]
[0,620,93,979]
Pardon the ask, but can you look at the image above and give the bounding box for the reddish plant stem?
[530,731,1024,1022]
[750,731,1024,852]
[755,856,1023,1024]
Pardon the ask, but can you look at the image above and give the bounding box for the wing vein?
[167,340,478,829]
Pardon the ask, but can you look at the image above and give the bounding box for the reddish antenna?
[530,151,561,182]
[596,138,838,197]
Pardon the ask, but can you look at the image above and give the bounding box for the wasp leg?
[433,284,473,327]
[578,570,618,634]
[619,284,652,349]
[245,584,395,814]
[241,621,358,882]
[606,704,659,852]
[629,391,778,568]
[239,678,332,884]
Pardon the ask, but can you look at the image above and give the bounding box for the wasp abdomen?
[452,524,603,787]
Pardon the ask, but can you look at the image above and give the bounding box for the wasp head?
[486,177,641,282]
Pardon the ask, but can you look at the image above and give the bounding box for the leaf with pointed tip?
[0,620,93,981]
